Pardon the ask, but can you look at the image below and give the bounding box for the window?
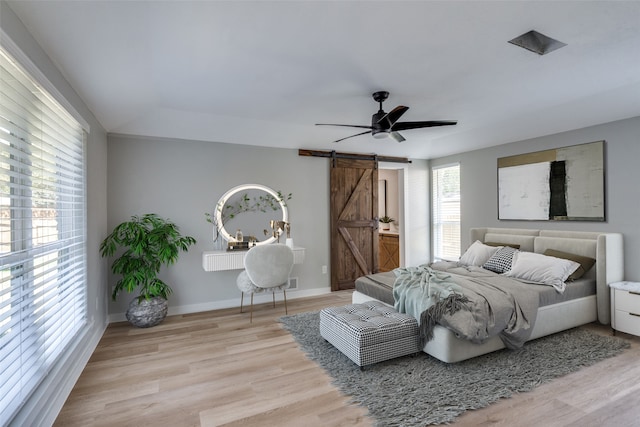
[0,44,87,424]
[432,164,460,261]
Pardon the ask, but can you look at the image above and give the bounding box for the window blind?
[0,45,87,424]
[432,164,460,261]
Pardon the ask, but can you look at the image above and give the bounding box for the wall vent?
[288,277,298,290]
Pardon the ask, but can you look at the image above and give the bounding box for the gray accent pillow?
[485,241,521,249]
[543,249,596,281]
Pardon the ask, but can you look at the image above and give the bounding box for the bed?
[352,227,624,363]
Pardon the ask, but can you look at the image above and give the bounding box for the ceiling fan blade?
[332,130,372,143]
[392,120,457,131]
[390,132,405,143]
[377,106,409,128]
[316,123,374,130]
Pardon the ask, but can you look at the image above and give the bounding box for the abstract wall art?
[498,140,605,221]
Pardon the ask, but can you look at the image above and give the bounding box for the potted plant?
[379,215,395,231]
[100,213,197,327]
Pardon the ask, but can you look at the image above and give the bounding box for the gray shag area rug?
[280,311,629,426]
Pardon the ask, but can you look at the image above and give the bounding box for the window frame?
[431,162,461,262]
[0,36,88,425]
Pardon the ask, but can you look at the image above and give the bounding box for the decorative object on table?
[281,310,629,427]
[265,219,288,243]
[227,241,249,251]
[285,223,294,248]
[205,183,291,246]
[235,229,243,243]
[236,244,294,322]
[379,215,395,231]
[99,213,196,327]
[498,140,605,221]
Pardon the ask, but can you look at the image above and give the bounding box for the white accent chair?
[236,244,294,322]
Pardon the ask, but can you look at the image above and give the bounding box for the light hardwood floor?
[55,291,640,427]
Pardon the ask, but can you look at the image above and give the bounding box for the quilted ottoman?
[319,301,420,368]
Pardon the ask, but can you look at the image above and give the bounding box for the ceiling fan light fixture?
[373,131,389,139]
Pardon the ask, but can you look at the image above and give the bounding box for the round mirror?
[215,184,289,245]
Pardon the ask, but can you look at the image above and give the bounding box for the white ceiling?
[7,1,640,159]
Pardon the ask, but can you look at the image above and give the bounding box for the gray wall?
[431,116,640,281]
[106,135,431,318]
[2,2,109,425]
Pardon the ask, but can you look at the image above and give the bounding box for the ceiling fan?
[316,91,457,143]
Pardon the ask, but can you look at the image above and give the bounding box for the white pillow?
[459,240,501,267]
[505,251,580,293]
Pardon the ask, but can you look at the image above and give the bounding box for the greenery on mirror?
[205,190,292,241]
[100,213,197,302]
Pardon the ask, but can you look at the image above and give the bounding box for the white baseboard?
[108,287,332,323]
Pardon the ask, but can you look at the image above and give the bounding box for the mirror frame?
[215,183,289,245]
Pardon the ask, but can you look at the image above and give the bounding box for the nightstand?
[610,281,640,337]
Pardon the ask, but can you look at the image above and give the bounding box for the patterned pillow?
[482,246,518,273]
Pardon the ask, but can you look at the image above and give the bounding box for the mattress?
[355,269,596,308]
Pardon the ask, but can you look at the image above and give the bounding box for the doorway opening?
[379,162,408,270]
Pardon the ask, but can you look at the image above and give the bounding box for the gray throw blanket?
[393,265,471,346]
[393,262,539,349]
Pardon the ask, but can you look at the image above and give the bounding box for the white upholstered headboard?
[469,227,624,324]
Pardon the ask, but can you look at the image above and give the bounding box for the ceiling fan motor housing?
[371,111,390,138]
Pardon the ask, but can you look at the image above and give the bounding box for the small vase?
[214,237,226,251]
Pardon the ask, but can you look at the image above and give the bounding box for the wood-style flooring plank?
[54,291,640,427]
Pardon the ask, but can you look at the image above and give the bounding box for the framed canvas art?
[498,140,605,221]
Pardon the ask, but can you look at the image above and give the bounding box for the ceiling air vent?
[508,30,567,55]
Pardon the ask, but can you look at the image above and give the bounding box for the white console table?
[202,247,305,272]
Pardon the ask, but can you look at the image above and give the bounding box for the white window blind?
[0,45,87,424]
[432,164,460,261]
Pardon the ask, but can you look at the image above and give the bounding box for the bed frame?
[352,227,624,363]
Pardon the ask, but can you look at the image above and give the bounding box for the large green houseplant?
[100,213,196,327]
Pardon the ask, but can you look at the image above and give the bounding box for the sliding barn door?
[330,158,379,291]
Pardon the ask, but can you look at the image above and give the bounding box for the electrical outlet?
[322,265,327,274]
[288,277,298,290]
